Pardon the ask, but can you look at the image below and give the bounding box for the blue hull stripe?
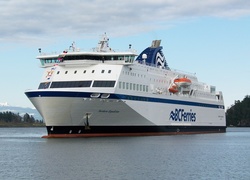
[25,91,224,109]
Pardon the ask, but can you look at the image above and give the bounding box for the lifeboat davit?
[174,77,191,87]
[169,84,178,93]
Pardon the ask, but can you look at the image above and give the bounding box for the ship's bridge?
[37,52,137,67]
[60,52,136,62]
[37,33,137,67]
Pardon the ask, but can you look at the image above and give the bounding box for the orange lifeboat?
[174,77,191,87]
[169,84,178,93]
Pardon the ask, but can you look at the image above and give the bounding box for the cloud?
[0,0,250,43]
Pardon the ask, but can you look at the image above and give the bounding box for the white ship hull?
[25,89,226,137]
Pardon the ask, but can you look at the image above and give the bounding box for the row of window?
[57,69,112,75]
[118,81,149,92]
[40,55,135,64]
[50,81,92,88]
[40,59,61,65]
[123,71,167,84]
[62,55,135,61]
[38,80,116,89]
[38,80,148,93]
[92,80,115,87]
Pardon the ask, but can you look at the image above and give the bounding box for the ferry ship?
[25,33,226,137]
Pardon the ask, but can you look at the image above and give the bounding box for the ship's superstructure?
[25,33,226,137]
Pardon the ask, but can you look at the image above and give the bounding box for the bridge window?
[38,82,51,89]
[93,81,116,87]
[50,81,92,88]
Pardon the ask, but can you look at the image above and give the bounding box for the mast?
[96,33,111,52]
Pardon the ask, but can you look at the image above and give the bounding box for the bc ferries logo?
[156,51,166,67]
[169,109,196,122]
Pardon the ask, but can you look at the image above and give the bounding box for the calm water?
[0,127,249,180]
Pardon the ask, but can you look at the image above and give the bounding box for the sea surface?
[0,127,249,180]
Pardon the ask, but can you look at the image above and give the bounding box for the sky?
[0,0,250,109]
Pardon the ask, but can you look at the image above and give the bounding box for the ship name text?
[99,110,120,113]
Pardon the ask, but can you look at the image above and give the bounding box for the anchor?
[84,113,92,130]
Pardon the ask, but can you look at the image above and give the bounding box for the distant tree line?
[226,95,250,127]
[0,111,43,125]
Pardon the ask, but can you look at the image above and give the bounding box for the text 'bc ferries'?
[25,33,226,137]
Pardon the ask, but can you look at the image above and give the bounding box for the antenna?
[142,54,147,64]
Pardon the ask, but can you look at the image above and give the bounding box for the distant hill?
[0,104,42,121]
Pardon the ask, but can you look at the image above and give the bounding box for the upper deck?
[37,33,137,67]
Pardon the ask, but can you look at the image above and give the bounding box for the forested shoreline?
[0,111,44,127]
[226,95,250,127]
